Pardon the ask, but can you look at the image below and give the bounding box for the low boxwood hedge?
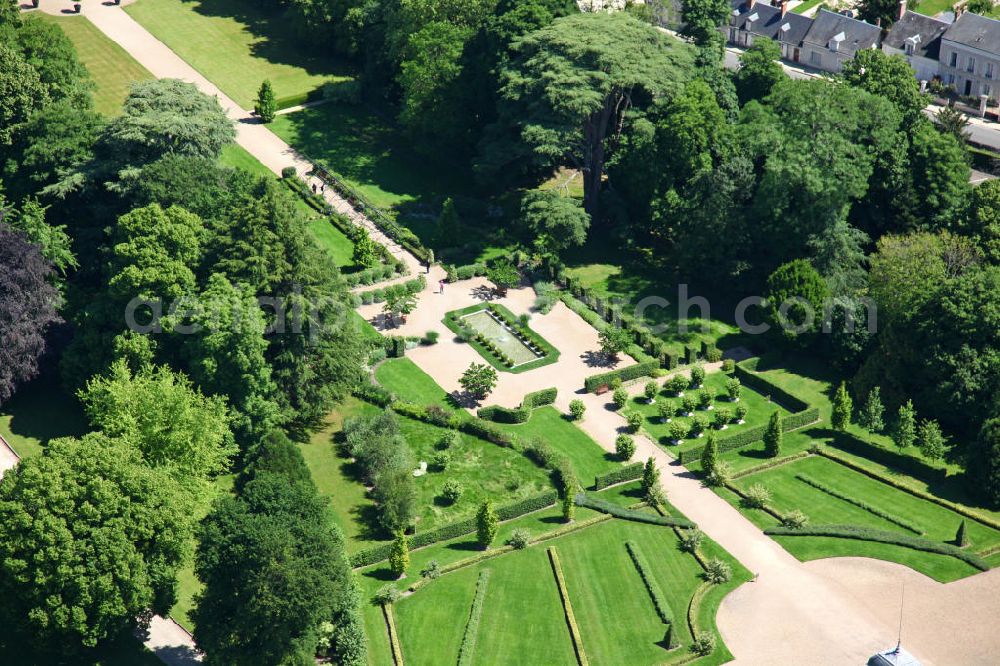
[626,541,673,624]
[733,363,810,412]
[594,462,644,490]
[350,490,558,568]
[456,569,491,666]
[478,387,558,423]
[678,407,820,464]
[584,361,660,393]
[764,524,989,571]
[795,473,923,534]
[574,493,694,527]
[548,547,590,666]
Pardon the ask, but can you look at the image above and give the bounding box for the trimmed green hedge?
[678,407,820,464]
[478,387,558,424]
[731,451,810,480]
[444,303,560,374]
[344,263,407,288]
[548,547,590,666]
[584,361,660,393]
[457,569,491,666]
[353,383,394,407]
[626,541,673,624]
[351,490,557,567]
[594,462,644,490]
[575,493,694,527]
[795,474,923,534]
[445,263,488,282]
[765,524,989,571]
[356,276,425,305]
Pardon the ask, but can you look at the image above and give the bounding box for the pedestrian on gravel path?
[439,280,445,294]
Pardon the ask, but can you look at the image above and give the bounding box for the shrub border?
[575,493,694,528]
[478,387,558,424]
[383,603,404,666]
[456,569,491,666]
[765,524,989,570]
[547,547,590,666]
[594,462,644,490]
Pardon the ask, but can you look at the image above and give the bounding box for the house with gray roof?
[882,2,950,82]
[800,8,881,73]
[726,0,813,64]
[939,10,1000,101]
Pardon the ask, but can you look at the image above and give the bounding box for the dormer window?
[828,32,845,53]
[904,35,919,56]
[747,11,759,23]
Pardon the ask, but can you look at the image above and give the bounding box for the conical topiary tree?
[641,457,660,495]
[388,532,409,578]
[831,382,852,432]
[763,410,782,458]
[701,434,718,478]
[477,500,498,549]
[955,519,969,547]
[254,79,276,123]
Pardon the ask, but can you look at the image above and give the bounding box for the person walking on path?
[439,280,445,294]
[311,183,317,194]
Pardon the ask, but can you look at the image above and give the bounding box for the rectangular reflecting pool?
[462,309,541,366]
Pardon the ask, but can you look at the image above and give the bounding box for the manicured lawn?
[629,370,788,456]
[375,358,451,407]
[30,14,153,116]
[792,0,825,14]
[307,218,355,268]
[911,0,952,17]
[0,374,88,459]
[218,143,273,177]
[728,455,1000,581]
[378,511,749,665]
[494,406,620,488]
[124,0,352,108]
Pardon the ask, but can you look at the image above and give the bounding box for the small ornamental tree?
[254,79,277,123]
[486,259,520,296]
[388,532,409,578]
[612,387,628,409]
[460,363,497,400]
[918,419,947,460]
[735,404,748,423]
[892,400,917,449]
[657,402,672,423]
[681,395,696,415]
[690,414,708,436]
[697,388,713,410]
[641,456,660,495]
[668,374,687,395]
[626,410,643,432]
[383,291,418,325]
[599,326,632,358]
[955,519,969,547]
[726,378,741,402]
[859,386,885,435]
[669,420,687,444]
[616,434,637,461]
[831,382,852,432]
[701,434,718,477]
[352,228,380,267]
[476,500,498,548]
[690,364,705,388]
[569,399,586,420]
[644,381,658,402]
[713,409,730,429]
[763,410,782,458]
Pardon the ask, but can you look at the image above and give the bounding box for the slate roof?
[803,8,881,54]
[883,10,949,60]
[942,11,1000,54]
[731,0,813,46]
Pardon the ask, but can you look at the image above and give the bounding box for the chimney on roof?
[956,3,964,17]
[749,0,756,9]
[876,17,881,27]
[898,0,907,20]
[781,0,788,17]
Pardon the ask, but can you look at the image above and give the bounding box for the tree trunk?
[582,92,626,224]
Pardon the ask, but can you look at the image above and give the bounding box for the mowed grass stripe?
[473,548,578,665]
[394,566,476,665]
[31,13,153,116]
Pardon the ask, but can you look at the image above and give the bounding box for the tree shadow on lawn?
[362,566,399,584]
[816,427,993,511]
[2,374,87,450]
[182,0,354,80]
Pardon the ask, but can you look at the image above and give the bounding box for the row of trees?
[343,411,417,532]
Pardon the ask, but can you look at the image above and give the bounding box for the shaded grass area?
[629,370,788,456]
[493,406,620,487]
[30,13,153,116]
[0,632,164,666]
[0,373,88,459]
[124,0,353,108]
[307,218,355,268]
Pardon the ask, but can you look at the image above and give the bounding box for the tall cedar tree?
[763,410,782,458]
[477,500,499,548]
[831,382,853,432]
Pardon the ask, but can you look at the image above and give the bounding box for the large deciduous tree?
[733,37,784,106]
[521,188,590,253]
[0,223,60,406]
[497,12,693,221]
[0,434,192,652]
[841,49,927,127]
[0,43,47,145]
